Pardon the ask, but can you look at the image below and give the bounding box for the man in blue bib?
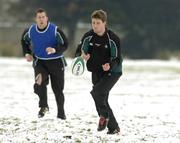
[21,8,68,119]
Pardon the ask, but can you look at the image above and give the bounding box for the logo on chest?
[95,43,101,47]
[93,43,108,49]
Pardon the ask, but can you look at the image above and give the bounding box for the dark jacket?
[75,29,123,74]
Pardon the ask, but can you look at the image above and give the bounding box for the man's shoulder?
[27,24,37,33]
[107,29,120,42]
[107,29,118,37]
[22,25,32,37]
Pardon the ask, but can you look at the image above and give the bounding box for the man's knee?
[91,86,107,97]
[90,89,105,102]
[35,73,42,85]
[34,73,48,95]
[90,88,98,98]
[34,83,41,95]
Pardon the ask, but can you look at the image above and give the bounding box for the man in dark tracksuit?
[75,9,122,134]
[21,8,68,119]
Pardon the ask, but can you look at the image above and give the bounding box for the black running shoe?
[97,116,109,131]
[107,127,120,134]
[38,107,49,118]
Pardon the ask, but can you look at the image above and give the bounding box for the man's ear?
[104,21,107,26]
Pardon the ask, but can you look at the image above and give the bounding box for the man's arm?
[75,30,93,57]
[109,33,122,69]
[21,28,33,62]
[21,28,32,56]
[55,27,68,54]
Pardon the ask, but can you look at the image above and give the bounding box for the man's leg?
[91,72,102,116]
[33,61,49,117]
[90,73,120,131]
[105,94,120,134]
[49,59,66,119]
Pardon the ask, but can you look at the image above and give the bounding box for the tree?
[10,0,180,59]
[10,0,126,57]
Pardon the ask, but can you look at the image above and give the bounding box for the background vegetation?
[0,0,180,59]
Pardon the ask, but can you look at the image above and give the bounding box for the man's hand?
[81,50,90,61]
[102,63,110,71]
[25,54,33,62]
[46,47,56,55]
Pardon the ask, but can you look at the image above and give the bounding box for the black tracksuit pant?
[90,72,121,130]
[33,58,65,117]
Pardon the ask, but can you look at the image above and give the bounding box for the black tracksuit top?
[75,29,123,74]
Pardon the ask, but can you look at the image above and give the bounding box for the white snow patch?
[0,58,180,143]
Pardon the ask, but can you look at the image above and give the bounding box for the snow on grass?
[0,57,180,143]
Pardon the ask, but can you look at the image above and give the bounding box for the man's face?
[92,18,106,35]
[35,12,48,29]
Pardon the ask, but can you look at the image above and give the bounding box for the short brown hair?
[91,9,107,22]
[35,8,47,16]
